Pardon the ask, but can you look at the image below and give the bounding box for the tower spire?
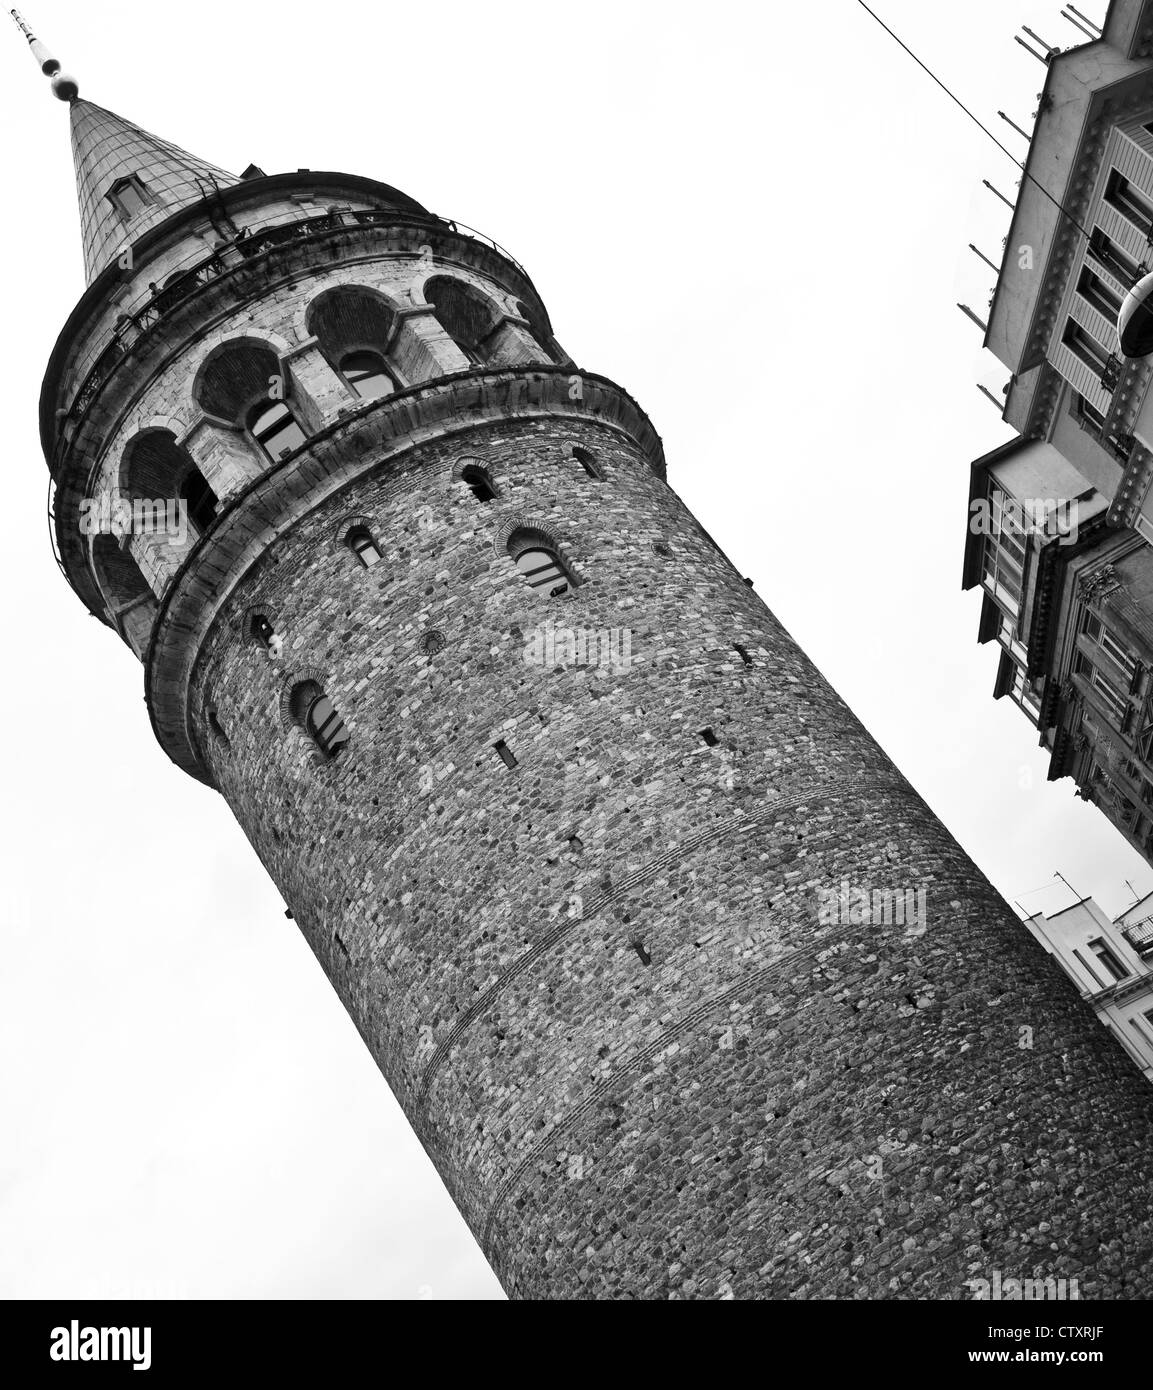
[10,9,78,100]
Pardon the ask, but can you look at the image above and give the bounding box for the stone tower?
[25,26,1153,1298]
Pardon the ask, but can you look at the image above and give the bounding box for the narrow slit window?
[346,524,382,568]
[291,680,349,760]
[1088,937,1129,982]
[494,739,518,769]
[734,644,753,666]
[573,446,603,480]
[700,727,719,747]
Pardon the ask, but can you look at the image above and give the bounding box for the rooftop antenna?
[1054,869,1084,904]
[1125,879,1142,905]
[9,8,78,100]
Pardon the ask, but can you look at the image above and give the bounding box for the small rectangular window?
[1104,169,1153,236]
[1075,393,1106,433]
[1088,228,1139,287]
[700,728,718,747]
[1089,937,1129,982]
[493,739,517,769]
[1077,264,1123,320]
[1062,318,1110,375]
[107,174,152,221]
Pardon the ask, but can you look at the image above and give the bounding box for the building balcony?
[1122,915,1153,956]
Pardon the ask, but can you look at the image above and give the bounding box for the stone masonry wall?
[187,412,1153,1299]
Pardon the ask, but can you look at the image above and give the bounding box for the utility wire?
[855,0,1097,246]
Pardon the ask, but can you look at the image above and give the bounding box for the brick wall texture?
[188,415,1153,1300]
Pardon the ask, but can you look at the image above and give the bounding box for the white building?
[1023,893,1153,1082]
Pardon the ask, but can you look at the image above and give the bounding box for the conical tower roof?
[70,98,238,284]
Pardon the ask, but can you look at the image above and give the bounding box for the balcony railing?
[57,206,532,447]
[1122,915,1153,954]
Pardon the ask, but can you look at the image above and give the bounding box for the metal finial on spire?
[10,9,78,100]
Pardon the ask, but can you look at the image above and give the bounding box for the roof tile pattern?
[70,99,238,284]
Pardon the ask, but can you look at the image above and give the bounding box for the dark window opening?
[249,400,306,461]
[494,739,518,769]
[1078,264,1124,321]
[631,940,652,966]
[180,469,218,533]
[290,680,349,760]
[1089,937,1129,982]
[1088,228,1140,288]
[1105,170,1153,237]
[1076,393,1107,433]
[1062,319,1110,375]
[345,524,382,568]
[340,349,394,401]
[573,446,603,480]
[250,614,276,647]
[734,644,753,666]
[700,727,719,747]
[462,465,498,502]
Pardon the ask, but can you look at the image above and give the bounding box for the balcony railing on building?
[1122,915,1153,956]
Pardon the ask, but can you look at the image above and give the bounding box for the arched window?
[340,350,394,401]
[345,524,382,567]
[573,446,603,480]
[515,548,570,595]
[180,468,218,532]
[248,400,306,461]
[290,680,350,759]
[250,613,278,649]
[425,276,500,364]
[307,286,400,398]
[461,464,497,503]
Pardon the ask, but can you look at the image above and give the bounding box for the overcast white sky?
[0,0,1142,1301]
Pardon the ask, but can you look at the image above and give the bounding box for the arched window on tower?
[248,399,306,462]
[195,339,309,465]
[572,446,603,480]
[345,524,382,567]
[307,286,401,401]
[290,680,350,760]
[508,528,574,598]
[425,276,501,365]
[461,464,498,502]
[339,350,395,401]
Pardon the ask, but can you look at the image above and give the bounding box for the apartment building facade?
[965,0,1153,863]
